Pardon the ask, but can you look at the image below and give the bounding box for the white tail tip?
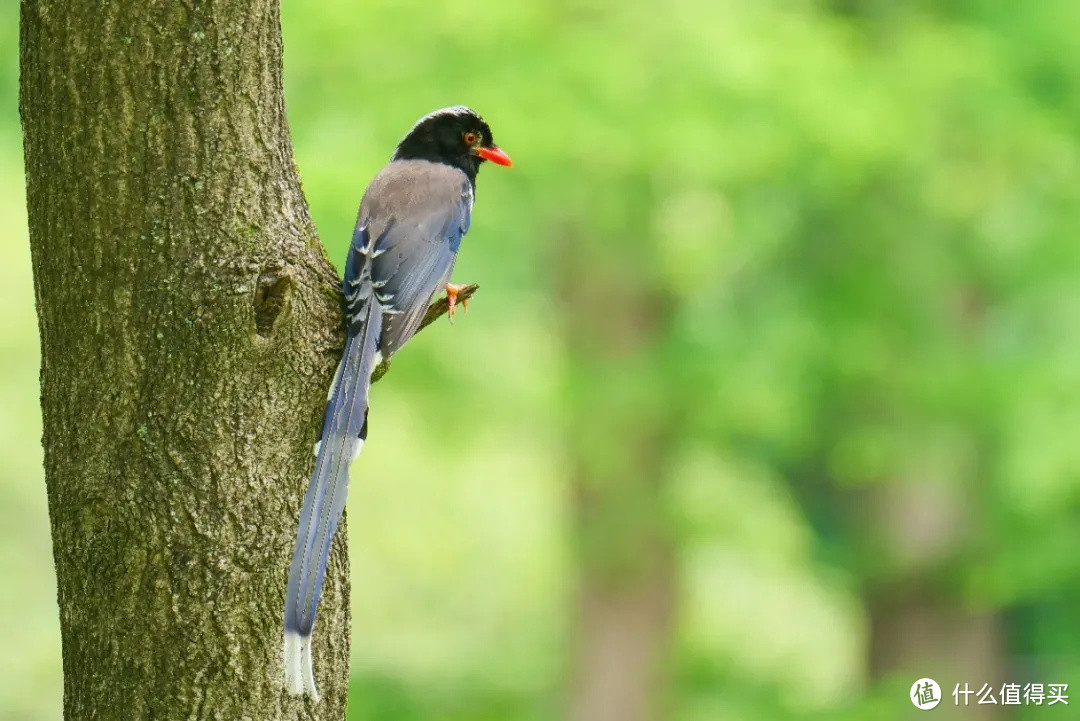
[283,629,320,700]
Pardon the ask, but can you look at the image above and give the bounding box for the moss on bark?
[21,1,352,717]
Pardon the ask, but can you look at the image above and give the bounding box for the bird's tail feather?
[283,298,382,699]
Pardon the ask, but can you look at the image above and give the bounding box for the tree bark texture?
[21,1,352,717]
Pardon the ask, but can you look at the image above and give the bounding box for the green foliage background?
[2,0,1079,719]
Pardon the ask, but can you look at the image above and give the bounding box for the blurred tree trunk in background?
[852,290,1006,717]
[20,1,351,718]
[558,224,677,721]
[856,434,1006,716]
[862,478,1006,720]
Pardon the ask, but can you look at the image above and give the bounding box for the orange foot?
[445,283,470,324]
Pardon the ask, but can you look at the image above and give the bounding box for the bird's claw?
[445,283,469,324]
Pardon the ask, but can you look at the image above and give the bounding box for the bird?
[282,106,512,699]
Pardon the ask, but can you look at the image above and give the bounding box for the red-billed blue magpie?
[283,107,512,698]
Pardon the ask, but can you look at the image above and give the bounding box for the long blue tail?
[283,297,382,699]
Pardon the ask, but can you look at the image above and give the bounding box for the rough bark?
[19,1,462,718]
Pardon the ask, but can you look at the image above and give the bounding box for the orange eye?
[464,131,478,145]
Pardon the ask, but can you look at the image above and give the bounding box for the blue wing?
[366,185,472,356]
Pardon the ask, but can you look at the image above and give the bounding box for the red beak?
[474,145,513,167]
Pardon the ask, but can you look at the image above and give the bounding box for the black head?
[392,106,512,184]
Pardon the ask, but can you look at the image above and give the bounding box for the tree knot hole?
[254,270,294,338]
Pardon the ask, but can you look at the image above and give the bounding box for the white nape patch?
[313,440,322,457]
[301,633,320,700]
[284,630,304,696]
[350,439,365,461]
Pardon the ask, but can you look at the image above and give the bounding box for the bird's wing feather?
[362,163,473,355]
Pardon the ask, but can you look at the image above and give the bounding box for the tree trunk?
[20,1,351,717]
[861,480,1006,720]
[568,538,676,721]
[870,592,1005,719]
[557,223,677,721]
